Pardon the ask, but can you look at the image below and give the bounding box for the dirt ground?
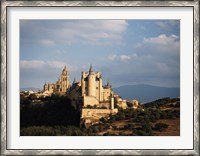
[98,118,180,136]
[153,118,180,136]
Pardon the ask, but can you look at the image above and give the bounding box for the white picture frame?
[1,1,199,155]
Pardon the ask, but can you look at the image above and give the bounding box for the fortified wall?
[81,108,118,125]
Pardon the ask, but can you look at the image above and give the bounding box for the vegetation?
[98,97,180,136]
[83,105,107,109]
[20,94,81,135]
[20,95,180,136]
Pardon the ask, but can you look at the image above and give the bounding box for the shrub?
[154,122,168,131]
[100,117,107,123]
[134,129,153,136]
[149,115,156,122]
[124,123,135,130]
[141,122,153,135]
[118,132,126,136]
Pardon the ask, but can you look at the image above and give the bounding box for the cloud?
[155,20,179,31]
[119,55,131,61]
[108,54,117,61]
[20,60,65,69]
[104,33,180,87]
[134,34,180,58]
[108,53,137,62]
[21,20,128,46]
[20,60,81,88]
[143,34,178,45]
[39,39,55,46]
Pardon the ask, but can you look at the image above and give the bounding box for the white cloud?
[143,34,178,45]
[108,54,117,61]
[39,39,55,46]
[108,53,137,62]
[69,20,128,43]
[120,55,131,62]
[20,60,81,73]
[22,20,128,46]
[156,62,170,73]
[156,20,179,30]
[20,60,65,69]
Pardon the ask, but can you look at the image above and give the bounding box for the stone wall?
[81,108,118,119]
[83,96,99,106]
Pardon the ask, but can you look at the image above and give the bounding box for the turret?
[89,64,92,74]
[87,65,96,96]
[73,77,76,84]
[107,80,110,87]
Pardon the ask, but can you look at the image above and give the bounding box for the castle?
[43,65,138,125]
[81,65,114,109]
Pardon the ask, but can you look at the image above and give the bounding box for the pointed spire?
[73,77,76,84]
[62,65,67,75]
[89,64,92,74]
[45,80,47,85]
[107,80,110,87]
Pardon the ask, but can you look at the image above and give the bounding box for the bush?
[154,122,168,131]
[124,123,135,130]
[141,122,153,135]
[118,132,126,136]
[134,129,153,136]
[149,115,156,123]
[100,117,107,123]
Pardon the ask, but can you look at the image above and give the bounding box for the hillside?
[20,95,180,136]
[113,84,180,103]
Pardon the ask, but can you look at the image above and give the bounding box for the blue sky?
[20,20,180,89]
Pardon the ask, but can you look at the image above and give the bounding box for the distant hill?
[20,87,41,92]
[113,84,180,103]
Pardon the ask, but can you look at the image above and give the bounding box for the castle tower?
[81,72,86,96]
[99,74,103,101]
[87,65,96,97]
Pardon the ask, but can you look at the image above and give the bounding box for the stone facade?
[43,66,69,94]
[81,65,114,108]
[81,108,118,125]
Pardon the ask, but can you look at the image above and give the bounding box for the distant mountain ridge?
[113,84,180,103]
[20,87,41,92]
[21,84,180,103]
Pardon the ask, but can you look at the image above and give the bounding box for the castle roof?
[73,77,76,84]
[89,64,92,74]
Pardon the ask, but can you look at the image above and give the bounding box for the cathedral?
[43,65,69,94]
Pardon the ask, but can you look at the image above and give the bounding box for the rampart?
[81,108,118,125]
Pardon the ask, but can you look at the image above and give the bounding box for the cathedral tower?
[60,65,69,92]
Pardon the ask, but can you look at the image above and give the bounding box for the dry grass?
[153,118,180,136]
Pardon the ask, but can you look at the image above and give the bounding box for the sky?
[20,20,180,89]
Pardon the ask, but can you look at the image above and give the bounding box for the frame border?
[1,1,199,155]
